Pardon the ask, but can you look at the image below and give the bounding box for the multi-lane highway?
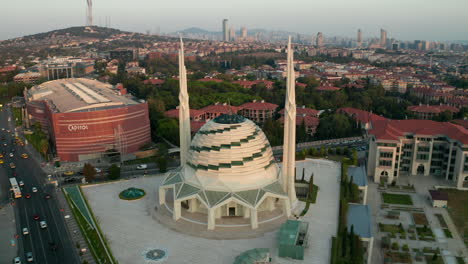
[0,106,79,264]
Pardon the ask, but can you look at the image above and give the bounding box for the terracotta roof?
[240,101,278,111]
[338,107,387,124]
[316,85,341,92]
[197,78,223,82]
[232,80,273,89]
[369,119,468,144]
[143,79,165,85]
[200,104,241,114]
[296,82,307,87]
[279,107,319,117]
[164,108,206,119]
[452,119,468,129]
[408,105,459,114]
[190,121,206,132]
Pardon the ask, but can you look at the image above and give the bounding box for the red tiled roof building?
[239,100,278,123]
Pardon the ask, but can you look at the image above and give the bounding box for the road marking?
[23,206,37,262]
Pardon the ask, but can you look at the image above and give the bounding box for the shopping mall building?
[24,78,151,161]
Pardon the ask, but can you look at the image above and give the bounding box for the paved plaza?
[81,158,341,264]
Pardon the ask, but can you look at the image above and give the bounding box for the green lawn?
[379,223,405,234]
[12,107,22,127]
[443,229,453,238]
[443,189,468,244]
[426,255,444,264]
[63,188,117,264]
[417,226,435,239]
[382,193,413,205]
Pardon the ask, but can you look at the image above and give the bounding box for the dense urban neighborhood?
[0,21,467,264]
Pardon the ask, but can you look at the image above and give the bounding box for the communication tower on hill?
[86,0,93,26]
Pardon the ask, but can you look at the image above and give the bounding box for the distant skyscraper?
[316,32,323,47]
[229,27,235,41]
[357,29,362,48]
[222,19,229,42]
[380,29,387,48]
[241,27,247,38]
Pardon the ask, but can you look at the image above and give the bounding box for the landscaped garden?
[416,226,435,241]
[382,193,413,205]
[412,213,428,226]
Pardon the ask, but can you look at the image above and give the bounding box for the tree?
[156,157,168,173]
[351,148,358,165]
[108,164,121,180]
[349,225,355,258]
[82,163,96,182]
[433,110,453,122]
[39,139,49,159]
[341,227,348,257]
[157,118,180,145]
[297,120,309,143]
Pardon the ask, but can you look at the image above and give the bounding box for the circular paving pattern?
[145,249,167,261]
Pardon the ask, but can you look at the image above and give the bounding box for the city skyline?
[1,0,467,41]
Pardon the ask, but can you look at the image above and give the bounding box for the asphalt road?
[0,107,79,264]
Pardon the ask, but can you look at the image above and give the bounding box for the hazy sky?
[1,0,467,41]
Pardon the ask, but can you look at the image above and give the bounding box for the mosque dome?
[183,114,280,192]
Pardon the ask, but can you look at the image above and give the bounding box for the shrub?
[402,244,409,251]
[392,242,399,250]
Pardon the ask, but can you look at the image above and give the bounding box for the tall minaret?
[282,37,297,204]
[178,38,191,165]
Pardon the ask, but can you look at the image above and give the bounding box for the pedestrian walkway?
[0,203,18,262]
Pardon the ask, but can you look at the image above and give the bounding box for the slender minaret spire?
[282,36,297,204]
[178,38,191,165]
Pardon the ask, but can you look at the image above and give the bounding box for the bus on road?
[9,178,21,198]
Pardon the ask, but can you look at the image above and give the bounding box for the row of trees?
[331,158,364,264]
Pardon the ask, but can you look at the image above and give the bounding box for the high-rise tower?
[316,32,324,47]
[222,19,229,42]
[178,39,191,165]
[357,29,363,48]
[241,27,247,38]
[282,36,297,204]
[380,29,387,48]
[86,0,93,26]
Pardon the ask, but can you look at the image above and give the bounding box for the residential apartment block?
[367,119,468,188]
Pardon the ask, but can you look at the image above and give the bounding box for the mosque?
[159,39,298,230]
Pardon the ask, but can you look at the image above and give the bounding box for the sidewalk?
[0,203,18,262]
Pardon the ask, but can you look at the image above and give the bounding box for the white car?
[26,252,33,262]
[19,181,24,187]
[13,257,21,264]
[22,227,29,235]
[136,164,147,170]
[9,153,14,157]
[95,168,102,173]
[32,187,38,193]
[39,221,47,229]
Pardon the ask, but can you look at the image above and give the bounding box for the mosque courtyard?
[81,158,340,264]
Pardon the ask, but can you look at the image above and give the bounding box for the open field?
[443,189,468,247]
